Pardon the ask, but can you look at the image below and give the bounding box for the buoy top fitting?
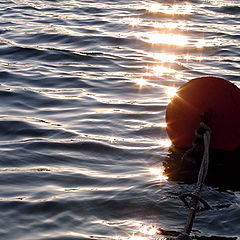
[166,76,240,151]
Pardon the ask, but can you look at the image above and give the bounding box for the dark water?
[0,0,240,239]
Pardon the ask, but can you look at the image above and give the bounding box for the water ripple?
[0,0,239,239]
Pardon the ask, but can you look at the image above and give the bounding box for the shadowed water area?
[0,0,240,239]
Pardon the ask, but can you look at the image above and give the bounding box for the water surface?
[0,0,240,239]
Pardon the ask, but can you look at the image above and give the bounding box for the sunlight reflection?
[183,55,191,61]
[139,225,158,235]
[175,73,183,79]
[149,167,168,181]
[112,237,121,240]
[136,33,188,46]
[159,122,167,128]
[151,66,175,76]
[125,17,142,27]
[182,55,206,62]
[144,3,162,13]
[194,38,222,48]
[152,22,186,30]
[129,223,159,240]
[109,136,117,143]
[135,78,147,88]
[196,39,206,48]
[129,236,149,240]
[196,56,204,61]
[108,221,166,240]
[165,86,178,98]
[157,139,172,148]
[149,53,177,63]
[147,66,175,77]
[144,3,192,15]
[203,0,234,7]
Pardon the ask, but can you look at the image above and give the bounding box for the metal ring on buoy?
[166,76,240,151]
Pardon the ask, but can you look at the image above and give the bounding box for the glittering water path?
[0,0,240,239]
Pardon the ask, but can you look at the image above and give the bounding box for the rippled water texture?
[0,0,240,239]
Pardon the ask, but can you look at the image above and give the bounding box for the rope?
[176,123,211,240]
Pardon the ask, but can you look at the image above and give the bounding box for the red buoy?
[166,76,240,151]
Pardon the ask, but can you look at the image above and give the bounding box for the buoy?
[166,76,240,151]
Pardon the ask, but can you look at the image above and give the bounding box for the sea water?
[0,0,240,239]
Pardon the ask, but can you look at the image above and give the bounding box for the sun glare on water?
[152,21,186,30]
[149,167,168,181]
[127,17,142,27]
[139,225,158,235]
[144,3,192,15]
[129,223,159,240]
[129,236,149,240]
[196,39,206,48]
[157,139,172,148]
[159,122,167,128]
[144,66,175,77]
[135,78,147,88]
[152,66,175,76]
[136,33,188,46]
[165,86,178,98]
[149,53,177,63]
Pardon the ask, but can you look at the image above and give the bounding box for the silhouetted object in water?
[158,226,237,240]
[164,146,240,191]
[166,76,240,151]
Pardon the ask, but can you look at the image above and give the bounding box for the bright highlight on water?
[0,0,239,239]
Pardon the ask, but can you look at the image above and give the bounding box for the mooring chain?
[176,123,211,240]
